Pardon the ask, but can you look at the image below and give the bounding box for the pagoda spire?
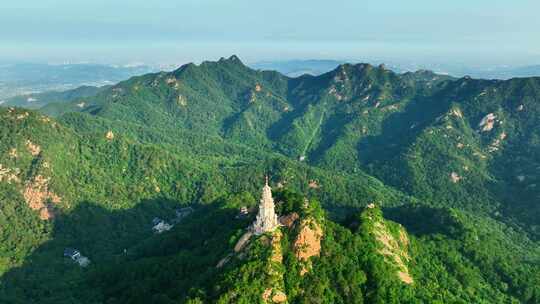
[252,175,280,235]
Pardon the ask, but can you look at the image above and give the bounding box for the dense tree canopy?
[1,57,539,303]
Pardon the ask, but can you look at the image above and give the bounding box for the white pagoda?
[252,176,280,235]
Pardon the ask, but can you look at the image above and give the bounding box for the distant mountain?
[251,59,348,77]
[0,63,156,100]
[1,55,539,303]
[251,59,540,80]
[1,85,108,109]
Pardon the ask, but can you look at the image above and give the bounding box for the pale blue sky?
[1,0,539,66]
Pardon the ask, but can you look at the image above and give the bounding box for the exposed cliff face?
[259,213,324,302]
[361,205,413,284]
[373,221,413,284]
[0,115,62,221]
[293,218,323,275]
[262,288,287,303]
[0,164,20,184]
[279,212,299,228]
[233,231,253,253]
[25,140,41,156]
[23,174,61,220]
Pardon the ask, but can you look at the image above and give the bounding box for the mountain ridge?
[33,56,540,238]
[1,55,540,303]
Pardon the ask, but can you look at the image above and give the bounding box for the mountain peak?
[218,54,244,66]
[326,62,391,81]
[228,54,241,62]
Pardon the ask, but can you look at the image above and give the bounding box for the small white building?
[235,206,249,219]
[152,218,173,234]
[64,248,90,267]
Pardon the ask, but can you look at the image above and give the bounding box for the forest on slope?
[0,56,539,303]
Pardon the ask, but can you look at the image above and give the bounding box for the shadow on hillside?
[334,204,462,238]
[383,205,463,237]
[0,198,240,304]
[357,94,453,169]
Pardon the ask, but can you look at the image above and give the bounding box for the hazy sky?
[1,0,539,66]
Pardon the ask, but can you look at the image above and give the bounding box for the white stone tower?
[252,176,280,235]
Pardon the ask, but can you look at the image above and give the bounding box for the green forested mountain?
[0,56,539,303]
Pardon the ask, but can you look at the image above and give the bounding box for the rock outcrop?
[106,131,115,140]
[363,206,414,284]
[279,212,299,228]
[262,288,287,303]
[22,175,61,220]
[293,218,323,275]
[373,221,413,284]
[478,113,497,132]
[450,172,462,183]
[177,95,187,107]
[25,140,41,156]
[233,231,253,252]
[0,164,20,184]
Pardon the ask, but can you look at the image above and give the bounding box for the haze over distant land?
[0,63,156,100]
[1,0,539,67]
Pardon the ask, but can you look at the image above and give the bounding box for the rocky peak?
[218,54,244,66]
[228,54,242,63]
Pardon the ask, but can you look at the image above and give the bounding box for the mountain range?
[250,59,540,80]
[0,55,539,303]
